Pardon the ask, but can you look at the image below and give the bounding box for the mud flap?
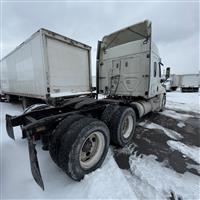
[28,137,44,190]
[6,114,15,140]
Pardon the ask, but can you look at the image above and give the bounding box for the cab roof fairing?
[101,20,152,50]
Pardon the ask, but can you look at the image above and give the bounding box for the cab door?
[110,59,121,94]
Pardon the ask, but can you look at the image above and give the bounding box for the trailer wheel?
[49,114,84,166]
[58,118,110,181]
[109,106,136,147]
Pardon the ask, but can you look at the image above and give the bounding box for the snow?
[128,154,200,200]
[139,120,183,140]
[160,109,194,120]
[177,122,185,128]
[167,140,200,164]
[166,91,200,113]
[0,102,137,199]
[122,169,165,200]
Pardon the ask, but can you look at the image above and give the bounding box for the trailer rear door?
[45,35,91,98]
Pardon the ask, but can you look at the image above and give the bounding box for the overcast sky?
[1,1,199,75]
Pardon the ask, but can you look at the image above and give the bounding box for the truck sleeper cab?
[5,20,167,190]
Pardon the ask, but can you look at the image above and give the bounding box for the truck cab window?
[154,62,157,77]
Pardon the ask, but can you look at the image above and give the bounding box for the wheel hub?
[82,139,93,153]
[79,131,105,169]
[122,115,134,139]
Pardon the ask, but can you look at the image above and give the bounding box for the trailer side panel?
[1,32,47,99]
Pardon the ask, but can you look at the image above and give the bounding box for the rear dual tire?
[49,116,110,181]
[49,114,84,166]
[101,105,136,147]
[49,105,136,181]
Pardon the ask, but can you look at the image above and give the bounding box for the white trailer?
[0,29,92,106]
[170,74,181,91]
[180,74,199,92]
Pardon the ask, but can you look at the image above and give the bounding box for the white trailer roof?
[1,28,91,61]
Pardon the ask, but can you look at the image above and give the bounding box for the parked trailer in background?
[0,29,92,107]
[6,20,169,190]
[164,74,181,92]
[170,74,181,91]
[180,74,199,92]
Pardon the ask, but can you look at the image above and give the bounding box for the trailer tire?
[49,114,84,166]
[109,106,136,147]
[58,118,110,181]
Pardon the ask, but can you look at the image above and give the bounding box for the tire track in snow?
[139,120,183,140]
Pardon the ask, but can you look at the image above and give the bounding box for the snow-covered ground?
[166,90,200,113]
[128,154,199,200]
[1,91,200,199]
[0,103,136,199]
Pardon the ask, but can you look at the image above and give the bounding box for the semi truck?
[0,29,92,107]
[5,20,169,190]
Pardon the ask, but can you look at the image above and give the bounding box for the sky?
[1,1,199,75]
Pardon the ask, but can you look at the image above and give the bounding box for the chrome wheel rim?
[79,131,105,169]
[122,115,134,139]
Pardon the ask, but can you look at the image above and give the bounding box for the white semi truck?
[5,20,169,190]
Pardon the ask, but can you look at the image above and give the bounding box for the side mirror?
[165,67,170,79]
[92,86,96,91]
[160,79,165,83]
